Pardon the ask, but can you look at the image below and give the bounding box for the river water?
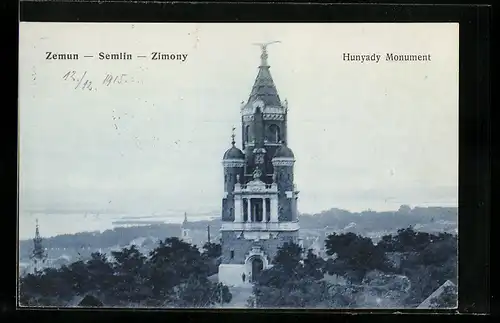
[18,212,216,240]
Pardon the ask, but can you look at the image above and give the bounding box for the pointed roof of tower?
[248,42,282,107]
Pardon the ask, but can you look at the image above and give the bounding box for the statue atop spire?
[252,41,281,67]
[248,41,282,106]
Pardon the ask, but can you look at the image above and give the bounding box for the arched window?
[245,125,250,142]
[268,124,281,143]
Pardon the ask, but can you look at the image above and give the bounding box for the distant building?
[180,212,193,244]
[219,43,300,287]
[180,212,212,249]
[24,219,49,274]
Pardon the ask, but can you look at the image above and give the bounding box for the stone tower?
[218,43,300,287]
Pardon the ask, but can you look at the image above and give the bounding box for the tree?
[19,267,73,306]
[201,242,222,276]
[377,234,396,252]
[324,233,392,283]
[273,241,303,273]
[85,252,115,298]
[253,242,329,308]
[110,246,151,304]
[254,277,328,308]
[65,260,94,295]
[202,242,222,259]
[174,277,231,308]
[419,236,457,266]
[325,232,359,256]
[147,237,208,292]
[303,249,325,280]
[396,231,457,306]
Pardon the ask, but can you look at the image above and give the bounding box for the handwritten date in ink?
[103,74,130,86]
[62,71,141,91]
[62,71,95,91]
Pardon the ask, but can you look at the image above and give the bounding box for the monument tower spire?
[247,41,282,108]
[219,42,300,287]
[253,41,281,67]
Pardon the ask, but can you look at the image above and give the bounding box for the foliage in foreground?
[19,238,230,307]
[20,227,457,309]
[252,228,457,308]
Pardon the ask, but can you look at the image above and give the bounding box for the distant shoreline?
[18,206,458,242]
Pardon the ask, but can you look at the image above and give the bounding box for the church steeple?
[31,219,47,269]
[248,41,282,107]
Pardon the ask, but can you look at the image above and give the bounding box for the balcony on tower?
[220,221,300,232]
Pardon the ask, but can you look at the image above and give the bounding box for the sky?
[19,23,459,226]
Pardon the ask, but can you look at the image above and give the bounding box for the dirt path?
[219,286,254,308]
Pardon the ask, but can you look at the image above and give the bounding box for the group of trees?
[252,227,457,308]
[377,228,457,306]
[324,232,393,283]
[19,238,231,308]
[251,242,330,308]
[19,226,457,309]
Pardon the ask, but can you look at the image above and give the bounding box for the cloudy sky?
[19,23,459,220]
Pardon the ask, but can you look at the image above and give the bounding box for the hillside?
[299,206,457,233]
[19,206,457,260]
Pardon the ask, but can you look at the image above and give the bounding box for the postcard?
[18,22,458,309]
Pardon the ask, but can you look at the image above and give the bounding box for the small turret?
[273,140,295,159]
[222,128,245,221]
[272,141,296,221]
[223,127,245,160]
